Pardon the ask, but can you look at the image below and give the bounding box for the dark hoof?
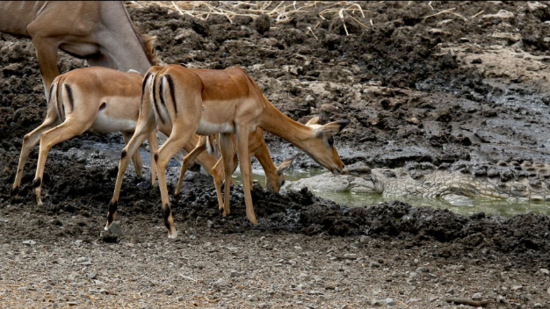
[101,222,123,243]
[10,186,19,197]
[9,187,23,204]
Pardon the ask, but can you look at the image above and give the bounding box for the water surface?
[234,168,550,218]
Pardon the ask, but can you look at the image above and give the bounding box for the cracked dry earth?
[2,1,550,308]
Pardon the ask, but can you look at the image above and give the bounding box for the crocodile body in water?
[283,161,550,204]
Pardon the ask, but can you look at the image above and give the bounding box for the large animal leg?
[236,126,257,225]
[12,115,58,198]
[155,130,197,239]
[33,119,87,207]
[28,36,60,98]
[122,131,143,178]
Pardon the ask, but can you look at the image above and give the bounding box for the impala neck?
[259,100,313,149]
[255,147,277,178]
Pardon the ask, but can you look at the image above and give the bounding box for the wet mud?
[2,2,550,308]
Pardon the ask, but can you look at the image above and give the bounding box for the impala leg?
[34,119,87,207]
[122,131,144,178]
[147,131,159,188]
[211,158,225,211]
[210,146,236,211]
[155,130,197,239]
[236,127,257,225]
[12,116,58,198]
[175,136,207,198]
[219,133,234,217]
[107,120,155,230]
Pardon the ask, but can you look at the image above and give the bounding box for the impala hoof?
[10,186,19,197]
[35,197,43,207]
[168,230,178,239]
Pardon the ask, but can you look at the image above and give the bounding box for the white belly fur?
[196,120,234,135]
[91,111,137,133]
[89,96,140,133]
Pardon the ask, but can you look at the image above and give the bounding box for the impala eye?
[327,136,334,146]
[281,180,286,186]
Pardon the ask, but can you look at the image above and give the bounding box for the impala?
[106,71,293,229]
[175,128,294,212]
[115,65,349,238]
[10,67,218,206]
[10,67,158,206]
[0,1,158,97]
[10,67,289,220]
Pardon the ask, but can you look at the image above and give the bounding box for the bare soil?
[1,1,550,308]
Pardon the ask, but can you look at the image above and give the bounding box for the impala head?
[266,157,294,193]
[304,117,350,175]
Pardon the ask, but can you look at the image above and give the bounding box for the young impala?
[0,1,158,97]
[114,65,349,238]
[176,128,294,212]
[10,67,159,206]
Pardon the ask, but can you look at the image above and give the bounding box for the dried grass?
[129,1,373,33]
[127,1,471,33]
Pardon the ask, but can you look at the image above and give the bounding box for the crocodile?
[283,160,550,203]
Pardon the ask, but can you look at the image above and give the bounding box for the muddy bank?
[2,1,550,308]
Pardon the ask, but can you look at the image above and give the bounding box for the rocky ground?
[1,1,550,308]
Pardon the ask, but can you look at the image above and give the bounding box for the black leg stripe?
[152,75,165,124]
[159,77,166,107]
[165,74,178,115]
[64,84,74,112]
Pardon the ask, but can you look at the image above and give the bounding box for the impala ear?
[277,157,295,175]
[305,116,320,126]
[314,119,350,136]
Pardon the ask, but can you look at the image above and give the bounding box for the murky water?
[77,141,550,218]
[234,168,550,218]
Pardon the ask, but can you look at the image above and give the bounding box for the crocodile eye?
[327,136,334,146]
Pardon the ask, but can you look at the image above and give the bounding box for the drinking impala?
[113,65,349,238]
[175,129,294,212]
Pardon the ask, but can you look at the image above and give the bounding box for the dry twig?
[307,26,319,40]
[423,7,467,22]
[339,9,349,36]
[471,10,485,19]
